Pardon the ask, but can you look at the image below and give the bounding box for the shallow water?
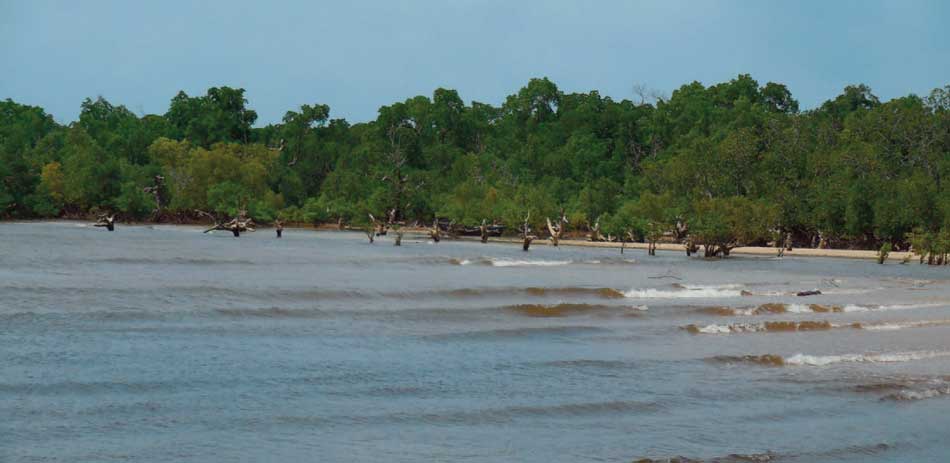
[3,222,950,462]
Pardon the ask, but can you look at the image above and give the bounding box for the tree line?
[2,75,949,255]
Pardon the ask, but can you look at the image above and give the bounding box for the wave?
[685,320,834,334]
[213,307,327,318]
[625,284,747,299]
[686,319,950,335]
[635,443,893,463]
[488,259,572,267]
[283,400,660,427]
[710,350,950,367]
[506,303,644,318]
[698,302,946,316]
[633,453,776,463]
[883,387,950,401]
[442,286,626,299]
[424,325,608,341]
[541,359,638,369]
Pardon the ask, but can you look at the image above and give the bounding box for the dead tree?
[586,218,605,242]
[274,219,284,238]
[428,219,442,243]
[393,227,404,246]
[199,210,255,237]
[521,214,536,251]
[368,213,388,236]
[684,236,699,257]
[817,230,829,249]
[94,213,116,231]
[142,175,165,220]
[546,209,568,247]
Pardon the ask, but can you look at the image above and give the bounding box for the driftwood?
[94,213,116,231]
[199,210,255,237]
[546,210,568,247]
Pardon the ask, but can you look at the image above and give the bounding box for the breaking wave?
[685,319,950,334]
[625,284,747,299]
[710,351,950,367]
[698,302,946,316]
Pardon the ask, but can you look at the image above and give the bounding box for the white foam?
[624,285,744,299]
[862,320,950,331]
[890,387,950,401]
[693,323,761,334]
[696,324,733,334]
[489,259,572,267]
[843,303,944,313]
[785,304,812,313]
[784,351,950,366]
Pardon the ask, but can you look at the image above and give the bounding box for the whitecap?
[784,351,950,366]
[624,285,744,299]
[489,259,572,267]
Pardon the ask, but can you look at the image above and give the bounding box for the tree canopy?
[2,76,949,250]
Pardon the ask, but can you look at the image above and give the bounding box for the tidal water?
[3,222,950,462]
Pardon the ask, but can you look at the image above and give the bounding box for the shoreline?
[3,219,914,263]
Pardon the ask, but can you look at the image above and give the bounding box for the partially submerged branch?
[199,209,255,237]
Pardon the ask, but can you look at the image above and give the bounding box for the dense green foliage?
[2,76,949,250]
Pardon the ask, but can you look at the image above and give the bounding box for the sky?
[2,0,948,125]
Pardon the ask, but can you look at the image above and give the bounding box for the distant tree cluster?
[2,75,949,252]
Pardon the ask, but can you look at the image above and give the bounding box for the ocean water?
[2,222,950,462]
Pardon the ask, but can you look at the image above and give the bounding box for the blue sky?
[2,0,948,125]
